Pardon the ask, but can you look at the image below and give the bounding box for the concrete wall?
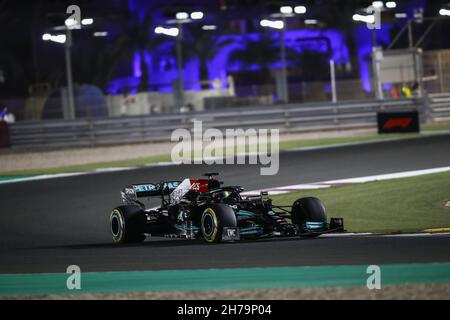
[423,49,450,94]
[106,89,234,117]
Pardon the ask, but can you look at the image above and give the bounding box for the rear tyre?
[110,205,146,244]
[291,197,327,237]
[201,204,237,243]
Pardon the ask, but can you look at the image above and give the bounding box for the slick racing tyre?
[110,205,146,244]
[291,197,327,237]
[201,204,237,243]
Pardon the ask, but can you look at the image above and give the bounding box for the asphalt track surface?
[1,134,450,274]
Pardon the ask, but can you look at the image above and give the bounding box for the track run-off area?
[0,134,450,296]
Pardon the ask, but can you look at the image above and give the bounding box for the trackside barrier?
[7,97,443,148]
[0,122,10,148]
[426,94,450,123]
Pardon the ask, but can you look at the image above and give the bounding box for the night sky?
[0,0,449,100]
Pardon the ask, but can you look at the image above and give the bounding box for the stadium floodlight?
[49,34,67,44]
[154,26,179,37]
[372,1,384,9]
[304,19,318,25]
[294,6,307,14]
[42,33,67,44]
[386,1,397,9]
[81,18,94,25]
[64,18,78,28]
[202,25,217,31]
[440,8,450,16]
[280,6,293,14]
[260,19,269,27]
[352,13,375,24]
[93,31,108,37]
[166,27,179,36]
[175,12,189,20]
[190,11,204,20]
[260,19,284,29]
[395,12,408,18]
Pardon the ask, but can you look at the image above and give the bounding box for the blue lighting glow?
[354,23,393,93]
[109,29,351,94]
[110,0,430,96]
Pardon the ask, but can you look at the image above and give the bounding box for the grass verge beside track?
[0,154,172,177]
[272,171,450,233]
[280,123,450,150]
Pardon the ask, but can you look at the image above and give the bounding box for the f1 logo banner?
[377,111,420,134]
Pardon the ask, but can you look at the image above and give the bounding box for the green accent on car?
[239,226,263,235]
[306,222,326,230]
[236,210,255,217]
[175,225,200,231]
[236,211,255,216]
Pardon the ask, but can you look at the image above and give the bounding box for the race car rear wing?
[121,181,181,203]
[134,181,181,197]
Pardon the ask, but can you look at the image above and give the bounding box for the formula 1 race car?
[109,173,345,243]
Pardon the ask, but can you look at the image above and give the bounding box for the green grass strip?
[272,171,450,233]
[0,263,449,297]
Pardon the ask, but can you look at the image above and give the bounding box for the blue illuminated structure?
[109,29,351,94]
[107,0,428,96]
[353,24,394,93]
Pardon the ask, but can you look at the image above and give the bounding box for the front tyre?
[201,204,237,243]
[110,205,146,244]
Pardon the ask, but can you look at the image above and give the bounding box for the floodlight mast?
[64,28,75,120]
[260,6,307,103]
[175,22,185,112]
[155,11,205,112]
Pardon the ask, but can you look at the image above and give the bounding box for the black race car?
[109,173,345,243]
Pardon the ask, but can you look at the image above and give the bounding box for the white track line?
[0,167,139,185]
[324,167,450,184]
[0,172,90,184]
[242,166,450,196]
[94,167,138,173]
[320,232,450,238]
[2,163,450,188]
[378,232,450,238]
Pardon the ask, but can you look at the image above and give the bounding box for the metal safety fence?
[7,96,449,148]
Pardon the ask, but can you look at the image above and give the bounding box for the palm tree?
[287,49,331,81]
[227,32,280,78]
[325,0,362,77]
[176,23,235,89]
[110,10,167,92]
[72,33,131,91]
[228,32,301,74]
[0,0,37,97]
